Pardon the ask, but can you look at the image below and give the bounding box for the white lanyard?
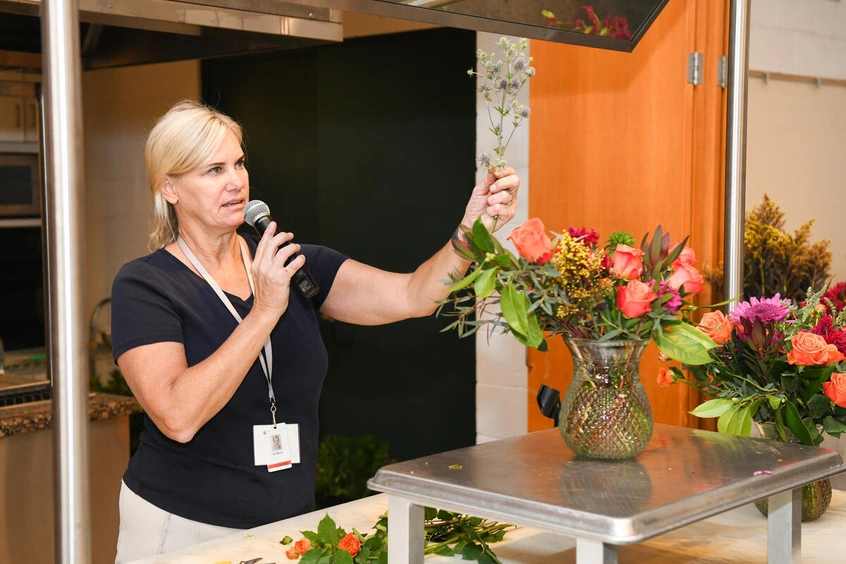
[177,235,278,422]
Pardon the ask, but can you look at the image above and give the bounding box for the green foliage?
[439,218,717,365]
[706,195,832,302]
[89,367,133,396]
[284,510,513,563]
[315,435,393,509]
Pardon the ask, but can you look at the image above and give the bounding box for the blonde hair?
[145,100,243,250]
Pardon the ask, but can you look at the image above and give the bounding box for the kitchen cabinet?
[0,95,38,143]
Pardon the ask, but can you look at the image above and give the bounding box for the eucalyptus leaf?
[474,268,497,299]
[499,285,529,337]
[449,267,483,293]
[717,404,741,434]
[690,398,736,418]
[654,323,717,366]
[783,400,815,445]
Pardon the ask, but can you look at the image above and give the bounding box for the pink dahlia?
[729,294,791,325]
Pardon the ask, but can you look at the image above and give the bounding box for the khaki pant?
[114,481,242,563]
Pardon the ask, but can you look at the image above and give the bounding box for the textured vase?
[751,422,832,522]
[558,338,653,460]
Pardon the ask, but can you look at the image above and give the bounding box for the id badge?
[253,424,292,472]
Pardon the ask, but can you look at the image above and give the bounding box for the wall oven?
[0,151,41,217]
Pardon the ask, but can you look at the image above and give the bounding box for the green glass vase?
[558,338,653,460]
[751,422,832,522]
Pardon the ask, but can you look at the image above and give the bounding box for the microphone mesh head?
[244,200,270,227]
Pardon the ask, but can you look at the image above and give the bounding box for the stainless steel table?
[367,424,845,564]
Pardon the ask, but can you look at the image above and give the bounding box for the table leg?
[387,496,425,564]
[767,487,801,564]
[576,537,618,564]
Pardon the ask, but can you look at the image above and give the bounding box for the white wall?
[474,33,530,444]
[81,61,201,330]
[750,0,846,79]
[747,0,846,281]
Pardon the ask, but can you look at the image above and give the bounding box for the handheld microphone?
[244,199,320,299]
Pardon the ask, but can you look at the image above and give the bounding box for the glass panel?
[352,0,670,51]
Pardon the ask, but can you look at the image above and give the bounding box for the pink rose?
[823,373,846,408]
[670,243,697,268]
[508,218,553,264]
[617,280,658,318]
[611,244,645,280]
[668,263,704,295]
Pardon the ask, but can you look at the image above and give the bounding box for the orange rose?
[667,263,704,295]
[823,373,846,408]
[293,538,311,556]
[617,280,658,318]
[657,367,673,388]
[285,547,299,560]
[696,310,734,345]
[670,243,697,268]
[338,533,361,557]
[507,218,553,264]
[788,332,845,365]
[611,244,645,280]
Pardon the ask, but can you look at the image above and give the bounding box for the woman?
[111,99,519,562]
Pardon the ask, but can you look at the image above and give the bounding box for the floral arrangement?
[706,195,831,302]
[441,217,716,365]
[469,37,535,173]
[661,290,846,446]
[542,6,632,40]
[282,510,512,563]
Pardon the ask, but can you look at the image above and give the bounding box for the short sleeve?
[110,258,185,362]
[299,244,348,309]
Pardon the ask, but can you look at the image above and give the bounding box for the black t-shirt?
[111,235,347,528]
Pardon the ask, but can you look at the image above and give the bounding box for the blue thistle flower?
[514,57,526,70]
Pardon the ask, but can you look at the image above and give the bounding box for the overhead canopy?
[0,0,669,71]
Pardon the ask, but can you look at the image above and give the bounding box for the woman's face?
[165,130,249,236]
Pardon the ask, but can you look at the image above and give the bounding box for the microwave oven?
[0,152,41,217]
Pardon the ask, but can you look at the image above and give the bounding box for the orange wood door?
[526,0,728,432]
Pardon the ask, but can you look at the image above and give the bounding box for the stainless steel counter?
[368,424,846,564]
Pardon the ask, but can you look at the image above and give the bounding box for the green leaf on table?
[318,514,341,545]
[301,548,332,564]
[654,323,717,365]
[690,398,736,418]
[462,542,483,560]
[431,545,455,557]
[335,550,354,564]
[474,268,497,299]
[301,530,321,545]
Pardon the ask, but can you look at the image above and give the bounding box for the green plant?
[315,435,393,509]
[706,195,831,302]
[469,37,535,173]
[281,510,512,563]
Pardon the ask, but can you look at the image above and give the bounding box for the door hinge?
[717,55,728,88]
[687,52,703,85]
